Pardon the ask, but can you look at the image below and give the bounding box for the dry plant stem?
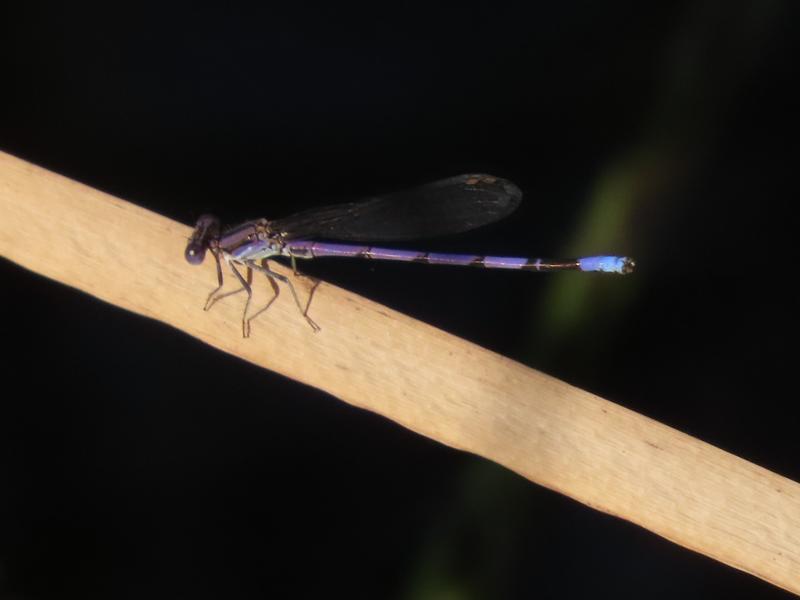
[1,150,798,595]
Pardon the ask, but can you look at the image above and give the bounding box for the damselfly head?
[185,214,220,265]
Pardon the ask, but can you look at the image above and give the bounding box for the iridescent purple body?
[229,239,632,274]
[185,174,634,336]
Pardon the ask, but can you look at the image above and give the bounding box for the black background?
[2,2,799,598]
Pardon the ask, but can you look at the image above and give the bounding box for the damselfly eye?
[185,214,220,265]
[185,242,207,265]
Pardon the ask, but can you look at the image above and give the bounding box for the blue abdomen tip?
[579,256,635,274]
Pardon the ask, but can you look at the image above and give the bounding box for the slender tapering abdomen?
[283,241,634,274]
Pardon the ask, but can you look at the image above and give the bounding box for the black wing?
[270,174,522,242]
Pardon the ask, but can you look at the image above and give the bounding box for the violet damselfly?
[185,174,635,337]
